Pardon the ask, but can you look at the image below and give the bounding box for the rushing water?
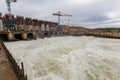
[5,36,120,80]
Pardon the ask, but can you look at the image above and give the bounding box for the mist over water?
[5,36,120,80]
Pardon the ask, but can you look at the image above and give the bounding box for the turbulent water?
[5,36,120,80]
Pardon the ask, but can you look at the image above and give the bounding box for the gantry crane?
[53,11,72,32]
[6,0,17,31]
[6,0,16,17]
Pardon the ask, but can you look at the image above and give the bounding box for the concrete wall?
[0,12,58,33]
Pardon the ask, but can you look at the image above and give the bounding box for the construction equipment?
[6,0,17,16]
[6,0,17,31]
[53,11,72,32]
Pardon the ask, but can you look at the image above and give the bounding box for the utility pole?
[53,11,72,32]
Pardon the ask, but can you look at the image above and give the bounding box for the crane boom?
[53,11,72,32]
[60,12,72,17]
[53,11,72,17]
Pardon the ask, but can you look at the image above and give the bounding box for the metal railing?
[0,39,27,80]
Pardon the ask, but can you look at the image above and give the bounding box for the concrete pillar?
[27,25,31,31]
[33,32,36,39]
[20,25,25,31]
[57,32,60,36]
[7,32,14,41]
[35,26,39,31]
[18,25,21,31]
[22,32,27,40]
[113,32,118,38]
[40,32,44,39]
[47,32,50,37]
[46,25,49,31]
[52,31,56,36]
[41,24,45,32]
[118,32,120,39]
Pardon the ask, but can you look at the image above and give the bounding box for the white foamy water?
[5,36,120,80]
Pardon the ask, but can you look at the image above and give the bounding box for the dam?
[0,11,120,80]
[0,1,120,79]
[0,0,120,80]
[0,12,120,80]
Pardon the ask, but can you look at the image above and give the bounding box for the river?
[5,36,120,80]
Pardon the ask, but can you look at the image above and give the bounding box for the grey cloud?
[0,0,120,28]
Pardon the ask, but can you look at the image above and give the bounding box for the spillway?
[4,36,120,80]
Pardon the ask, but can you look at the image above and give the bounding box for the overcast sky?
[0,0,120,28]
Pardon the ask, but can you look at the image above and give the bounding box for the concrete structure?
[0,42,17,80]
[0,12,120,41]
[63,26,89,36]
[63,26,120,39]
[0,40,27,80]
[0,12,59,41]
